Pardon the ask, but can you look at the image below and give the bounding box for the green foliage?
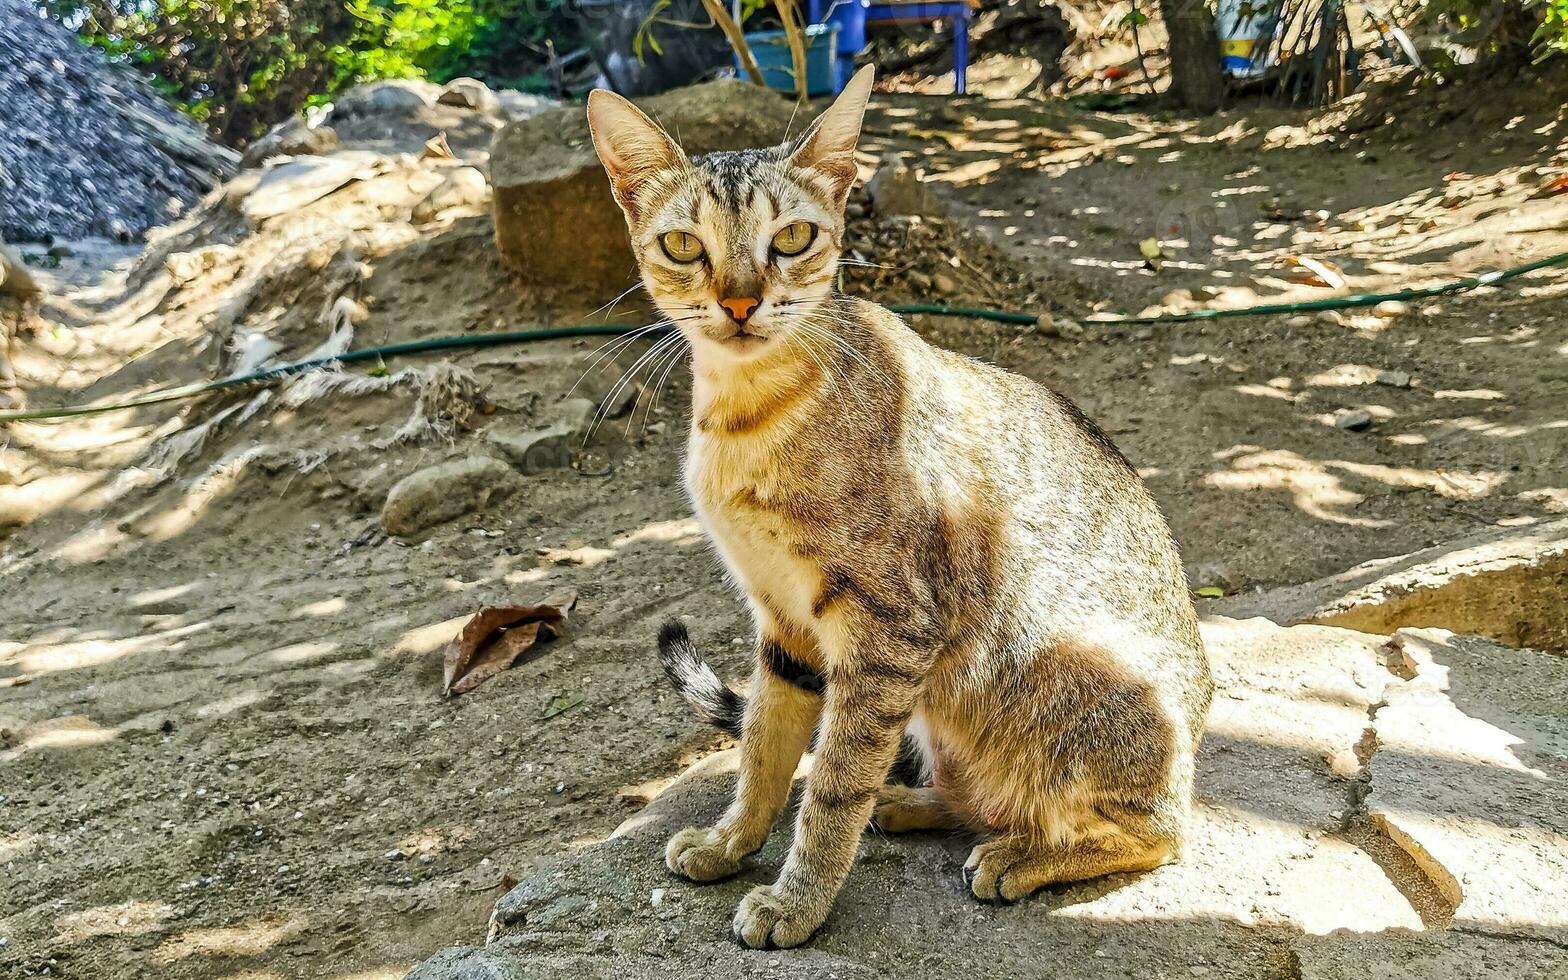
[32,0,581,142]
[1537,0,1568,57]
[333,0,484,84]
[1417,0,1568,60]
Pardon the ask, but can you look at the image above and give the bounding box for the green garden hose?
[4,249,1566,425]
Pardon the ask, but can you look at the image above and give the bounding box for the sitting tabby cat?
[587,67,1213,949]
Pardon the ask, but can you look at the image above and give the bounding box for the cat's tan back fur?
[588,68,1212,949]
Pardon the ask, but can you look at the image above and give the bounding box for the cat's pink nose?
[720,297,759,323]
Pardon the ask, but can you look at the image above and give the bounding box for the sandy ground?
[3,66,1568,978]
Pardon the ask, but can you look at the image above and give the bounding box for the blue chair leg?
[952,10,970,94]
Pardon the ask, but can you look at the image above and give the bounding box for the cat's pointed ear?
[587,89,686,217]
[789,65,874,203]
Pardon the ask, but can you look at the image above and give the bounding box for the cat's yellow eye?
[771,221,816,257]
[659,231,705,263]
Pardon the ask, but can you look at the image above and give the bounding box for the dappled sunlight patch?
[49,524,133,565]
[611,517,701,548]
[1205,447,1508,524]
[1203,449,1391,527]
[294,596,347,618]
[1050,801,1423,935]
[393,824,478,859]
[129,581,205,609]
[261,640,340,666]
[1330,460,1504,501]
[392,613,470,658]
[151,911,307,964]
[1,715,117,761]
[194,689,269,721]
[53,901,175,944]
[137,444,271,542]
[0,830,38,864]
[1231,382,1300,403]
[1519,487,1568,513]
[10,620,211,675]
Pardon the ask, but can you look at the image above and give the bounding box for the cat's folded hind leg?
[871,784,962,833]
[964,797,1181,903]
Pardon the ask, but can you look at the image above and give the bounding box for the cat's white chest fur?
[686,432,825,636]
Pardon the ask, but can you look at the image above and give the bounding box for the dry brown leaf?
[442,590,578,696]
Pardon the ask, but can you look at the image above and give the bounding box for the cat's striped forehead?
[635,145,835,234]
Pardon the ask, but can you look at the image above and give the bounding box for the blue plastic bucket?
[741,24,841,96]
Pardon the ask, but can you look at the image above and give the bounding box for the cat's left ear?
[587,89,686,218]
[789,65,874,204]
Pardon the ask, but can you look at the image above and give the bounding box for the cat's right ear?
[587,90,685,219]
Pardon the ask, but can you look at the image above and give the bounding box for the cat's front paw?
[732,883,825,949]
[665,826,745,882]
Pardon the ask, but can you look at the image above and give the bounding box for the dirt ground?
[4,65,1568,979]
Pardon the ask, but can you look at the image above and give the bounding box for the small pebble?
[1374,299,1409,318]
[651,887,666,907]
[1334,409,1373,431]
[386,849,407,862]
[1375,369,1412,388]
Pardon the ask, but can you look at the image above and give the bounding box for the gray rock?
[864,155,942,220]
[1368,628,1568,936]
[412,617,1497,978]
[484,399,595,475]
[234,152,380,222]
[494,90,558,122]
[1293,930,1567,980]
[240,118,340,168]
[1333,409,1373,431]
[413,167,492,223]
[1375,369,1412,388]
[437,77,501,115]
[328,80,438,122]
[489,79,796,296]
[381,456,518,536]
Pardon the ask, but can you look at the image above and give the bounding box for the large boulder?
[489,79,798,297]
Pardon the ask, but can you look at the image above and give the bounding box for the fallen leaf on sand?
[442,590,578,696]
[1195,586,1226,598]
[1283,255,1346,289]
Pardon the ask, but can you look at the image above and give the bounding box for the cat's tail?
[657,621,745,737]
[656,620,927,786]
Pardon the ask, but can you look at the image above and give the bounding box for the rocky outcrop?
[1215,517,1568,651]
[409,616,1568,978]
[489,79,798,296]
[0,0,236,242]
